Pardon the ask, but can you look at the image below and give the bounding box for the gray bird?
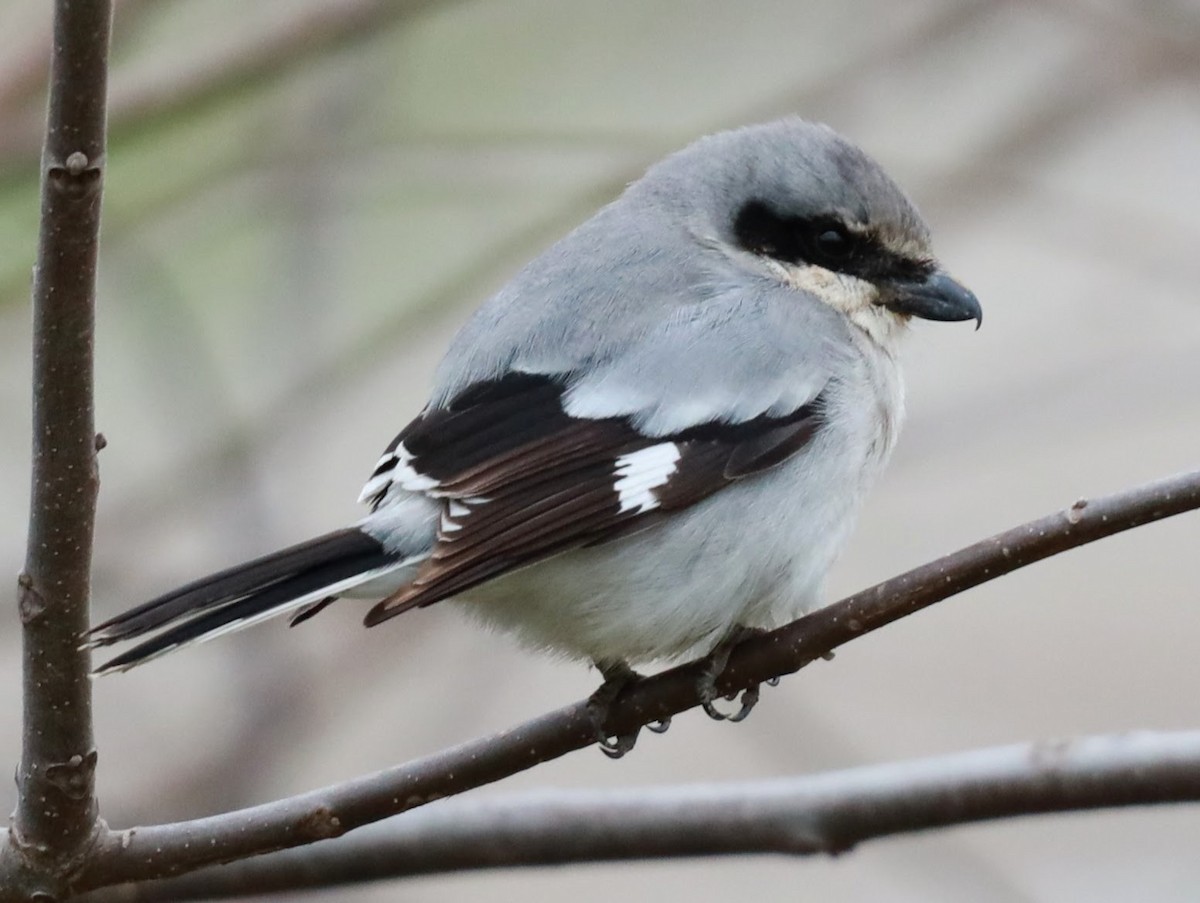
[87,118,980,742]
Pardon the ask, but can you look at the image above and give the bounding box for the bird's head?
[640,117,981,346]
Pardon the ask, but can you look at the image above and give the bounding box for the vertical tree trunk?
[10,0,113,896]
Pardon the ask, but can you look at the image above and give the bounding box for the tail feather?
[86,528,402,674]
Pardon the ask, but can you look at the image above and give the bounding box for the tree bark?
[1,1,112,900]
[68,468,1200,891]
[79,729,1200,900]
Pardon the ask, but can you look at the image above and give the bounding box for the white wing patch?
[358,442,438,505]
[357,462,394,505]
[439,497,489,537]
[392,445,439,492]
[613,443,680,514]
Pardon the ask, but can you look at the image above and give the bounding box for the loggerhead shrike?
[87,118,980,744]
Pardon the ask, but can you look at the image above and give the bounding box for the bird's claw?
[597,728,640,758]
[701,696,735,721]
[696,627,770,722]
[647,716,672,734]
[698,661,758,722]
[588,661,646,759]
[728,683,760,722]
[701,685,760,722]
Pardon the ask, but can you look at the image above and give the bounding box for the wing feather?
[363,372,826,625]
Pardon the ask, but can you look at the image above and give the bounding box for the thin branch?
[0,19,51,118]
[1014,0,1200,66]
[0,0,112,899]
[72,468,1200,891]
[110,0,453,129]
[0,0,155,117]
[0,0,464,175]
[81,729,1200,900]
[94,176,631,540]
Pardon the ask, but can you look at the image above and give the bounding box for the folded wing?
[362,371,827,624]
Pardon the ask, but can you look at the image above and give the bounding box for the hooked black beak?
[883,270,982,329]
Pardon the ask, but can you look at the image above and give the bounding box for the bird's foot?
[697,626,767,723]
[587,661,643,758]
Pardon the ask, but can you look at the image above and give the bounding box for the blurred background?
[1,0,1199,899]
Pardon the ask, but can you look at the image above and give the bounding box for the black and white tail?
[85,528,404,675]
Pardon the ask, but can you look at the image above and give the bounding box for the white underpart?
[455,338,907,666]
[772,261,904,348]
[613,443,680,513]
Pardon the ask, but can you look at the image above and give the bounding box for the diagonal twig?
[0,0,465,175]
[82,729,1200,900]
[68,467,1200,891]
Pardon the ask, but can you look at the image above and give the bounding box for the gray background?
[0,0,1198,899]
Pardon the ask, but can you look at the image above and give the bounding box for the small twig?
[0,0,154,117]
[80,729,1200,900]
[71,468,1200,891]
[93,176,630,541]
[0,0,113,900]
[110,0,450,129]
[0,0,463,174]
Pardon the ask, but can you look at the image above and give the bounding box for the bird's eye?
[815,227,852,257]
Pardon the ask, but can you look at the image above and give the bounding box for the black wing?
[362,372,826,625]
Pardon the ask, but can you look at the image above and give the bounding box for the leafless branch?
[81,729,1200,900]
[95,176,630,540]
[0,0,112,900]
[0,0,462,173]
[0,2,1194,900]
[0,0,154,117]
[66,467,1200,892]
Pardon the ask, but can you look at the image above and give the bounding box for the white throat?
[768,260,907,350]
